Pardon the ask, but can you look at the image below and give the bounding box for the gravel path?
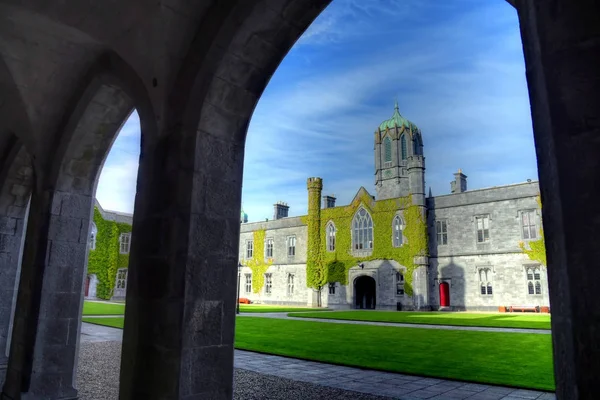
[76,341,390,400]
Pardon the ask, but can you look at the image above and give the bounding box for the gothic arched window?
[527,267,542,295]
[393,215,403,247]
[413,132,423,156]
[326,222,336,252]
[384,136,392,164]
[352,208,374,250]
[400,134,407,160]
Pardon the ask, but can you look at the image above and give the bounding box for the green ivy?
[241,228,273,294]
[86,207,132,299]
[305,190,428,296]
[519,195,547,266]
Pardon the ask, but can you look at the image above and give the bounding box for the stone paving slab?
[240,313,552,335]
[234,350,555,400]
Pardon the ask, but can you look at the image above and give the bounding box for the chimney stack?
[322,194,336,209]
[273,201,289,220]
[451,169,467,194]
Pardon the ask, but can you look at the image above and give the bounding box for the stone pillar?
[412,256,429,311]
[515,1,600,398]
[118,130,243,399]
[1,190,91,400]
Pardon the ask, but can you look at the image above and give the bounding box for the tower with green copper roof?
[374,101,425,205]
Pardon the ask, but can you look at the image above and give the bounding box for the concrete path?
[80,322,555,399]
[239,313,552,335]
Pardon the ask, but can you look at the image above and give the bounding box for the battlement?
[307,177,323,190]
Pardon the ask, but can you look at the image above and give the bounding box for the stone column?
[1,190,91,400]
[118,129,243,399]
[515,1,600,398]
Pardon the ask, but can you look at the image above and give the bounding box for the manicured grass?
[81,315,554,391]
[82,301,125,316]
[82,317,125,328]
[289,310,552,330]
[240,305,331,313]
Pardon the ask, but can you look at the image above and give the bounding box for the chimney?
[273,201,289,220]
[322,194,336,209]
[450,169,467,194]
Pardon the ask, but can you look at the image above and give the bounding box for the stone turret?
[306,177,324,307]
[374,101,425,201]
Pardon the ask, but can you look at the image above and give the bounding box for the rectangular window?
[328,282,336,295]
[287,274,294,296]
[287,236,296,257]
[119,233,131,254]
[526,267,542,295]
[476,215,490,243]
[265,238,274,258]
[396,272,405,295]
[436,220,448,245]
[479,268,493,295]
[521,210,537,240]
[245,273,252,294]
[265,273,272,294]
[246,240,253,259]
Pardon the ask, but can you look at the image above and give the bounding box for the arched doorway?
[355,276,376,309]
[439,282,450,307]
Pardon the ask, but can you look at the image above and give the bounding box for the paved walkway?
[239,313,552,335]
[80,322,554,399]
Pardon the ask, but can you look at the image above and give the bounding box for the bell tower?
[374,101,425,203]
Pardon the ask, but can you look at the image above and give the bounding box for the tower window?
[352,208,374,250]
[384,136,392,165]
[393,215,403,247]
[401,134,407,160]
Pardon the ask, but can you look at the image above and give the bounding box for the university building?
[238,103,548,311]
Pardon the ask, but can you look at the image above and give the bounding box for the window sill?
[352,250,373,258]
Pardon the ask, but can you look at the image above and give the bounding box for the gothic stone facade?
[238,105,548,311]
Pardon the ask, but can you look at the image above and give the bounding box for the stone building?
[238,103,548,312]
[84,201,133,302]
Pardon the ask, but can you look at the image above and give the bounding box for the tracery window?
[327,222,336,252]
[393,215,403,247]
[352,208,373,250]
[526,267,542,295]
[479,268,493,295]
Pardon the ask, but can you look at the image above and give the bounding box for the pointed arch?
[326,221,336,252]
[393,215,404,247]
[383,136,392,164]
[352,207,373,250]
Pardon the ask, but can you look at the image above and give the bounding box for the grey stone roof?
[94,199,133,225]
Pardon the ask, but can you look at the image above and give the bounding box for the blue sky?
[96,0,538,220]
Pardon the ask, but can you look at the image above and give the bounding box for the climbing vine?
[241,228,273,294]
[304,191,428,295]
[519,195,547,267]
[87,207,132,299]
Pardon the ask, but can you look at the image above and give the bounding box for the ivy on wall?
[519,196,547,266]
[305,191,428,295]
[86,207,132,299]
[241,228,273,294]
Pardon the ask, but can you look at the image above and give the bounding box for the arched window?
[393,215,403,247]
[326,222,336,252]
[400,134,407,160]
[384,136,392,165]
[413,132,423,156]
[352,208,373,250]
[479,268,493,295]
[89,223,97,250]
[527,267,542,294]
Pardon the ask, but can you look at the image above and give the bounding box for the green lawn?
[82,301,125,316]
[240,305,331,313]
[289,310,552,330]
[81,316,554,391]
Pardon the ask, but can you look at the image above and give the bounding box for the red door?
[85,276,90,297]
[439,282,450,307]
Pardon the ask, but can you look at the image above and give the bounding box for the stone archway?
[355,276,376,310]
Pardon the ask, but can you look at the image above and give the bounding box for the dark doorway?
[355,276,376,309]
[439,282,450,307]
